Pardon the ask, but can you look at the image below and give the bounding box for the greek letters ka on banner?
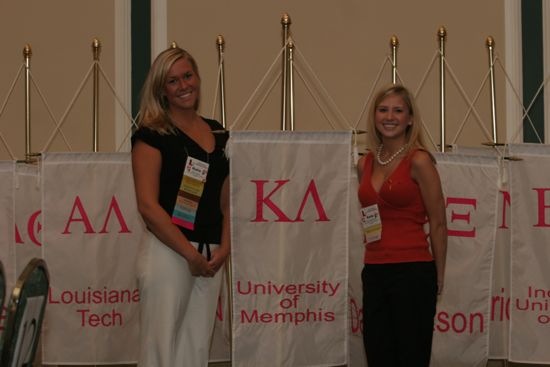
[230,131,350,367]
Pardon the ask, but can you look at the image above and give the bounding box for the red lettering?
[251,179,330,223]
[260,313,273,323]
[294,179,330,222]
[15,224,23,244]
[77,309,123,327]
[452,313,468,333]
[349,297,363,334]
[15,211,42,246]
[499,191,510,229]
[216,296,224,322]
[491,289,510,322]
[435,311,484,334]
[251,180,292,222]
[48,288,60,304]
[435,311,450,332]
[98,196,131,233]
[446,197,476,237]
[27,210,42,246]
[241,309,259,323]
[533,188,550,227]
[62,196,95,234]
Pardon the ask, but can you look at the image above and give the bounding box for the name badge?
[171,157,209,230]
[360,204,382,244]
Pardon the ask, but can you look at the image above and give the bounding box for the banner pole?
[390,35,399,84]
[23,44,33,161]
[92,38,101,152]
[438,26,447,152]
[280,13,291,131]
[216,35,227,129]
[288,40,295,131]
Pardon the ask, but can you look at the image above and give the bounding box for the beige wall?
[0,0,512,161]
[0,1,116,161]
[167,0,508,151]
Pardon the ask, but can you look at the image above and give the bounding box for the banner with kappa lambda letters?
[431,153,500,367]
[508,144,550,364]
[229,131,351,367]
[40,152,145,364]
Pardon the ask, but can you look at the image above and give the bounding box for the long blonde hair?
[367,84,427,153]
[137,47,201,134]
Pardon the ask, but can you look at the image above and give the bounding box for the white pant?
[137,232,224,367]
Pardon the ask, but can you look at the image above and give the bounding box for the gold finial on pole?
[438,26,447,40]
[281,12,291,26]
[485,36,501,146]
[216,34,225,48]
[216,35,227,128]
[170,41,178,49]
[390,35,399,84]
[280,12,292,131]
[23,44,32,58]
[438,26,447,152]
[92,38,101,61]
[92,38,101,152]
[23,44,33,161]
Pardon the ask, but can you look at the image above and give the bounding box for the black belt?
[197,243,211,261]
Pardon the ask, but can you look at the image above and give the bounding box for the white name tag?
[184,156,209,182]
[360,204,382,244]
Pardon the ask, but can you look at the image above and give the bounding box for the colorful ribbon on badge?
[172,156,209,230]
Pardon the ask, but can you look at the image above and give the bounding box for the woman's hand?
[187,250,215,277]
[208,247,229,274]
[437,279,444,295]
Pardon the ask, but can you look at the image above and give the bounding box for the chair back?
[0,261,5,312]
[0,258,49,367]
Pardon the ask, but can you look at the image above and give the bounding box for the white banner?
[0,161,15,334]
[431,153,499,367]
[209,272,231,363]
[229,131,351,367]
[489,179,511,359]
[449,146,511,359]
[41,152,144,364]
[14,163,43,279]
[508,144,550,363]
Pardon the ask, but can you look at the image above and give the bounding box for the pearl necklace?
[376,144,407,166]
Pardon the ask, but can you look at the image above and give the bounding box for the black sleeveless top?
[132,118,229,243]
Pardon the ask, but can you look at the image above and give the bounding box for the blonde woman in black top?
[132,46,229,367]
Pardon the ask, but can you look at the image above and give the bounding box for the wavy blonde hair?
[137,47,201,134]
[367,84,428,154]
